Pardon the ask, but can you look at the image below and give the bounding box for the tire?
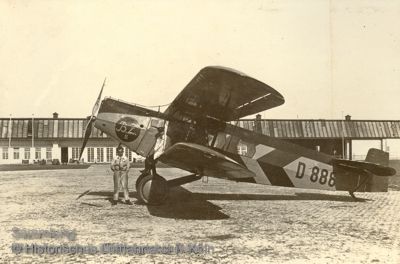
[136,174,168,205]
[135,172,149,192]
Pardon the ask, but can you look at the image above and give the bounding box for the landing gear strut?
[135,156,202,205]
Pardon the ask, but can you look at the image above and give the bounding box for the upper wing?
[158,142,256,180]
[164,66,285,122]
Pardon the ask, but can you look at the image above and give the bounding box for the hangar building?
[239,114,400,160]
[0,113,399,165]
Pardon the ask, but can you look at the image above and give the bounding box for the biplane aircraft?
[79,66,396,204]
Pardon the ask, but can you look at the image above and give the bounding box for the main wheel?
[136,173,168,205]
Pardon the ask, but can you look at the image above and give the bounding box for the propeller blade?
[78,78,106,162]
[92,78,106,117]
[78,117,95,160]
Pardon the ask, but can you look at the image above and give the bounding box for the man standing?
[110,145,132,205]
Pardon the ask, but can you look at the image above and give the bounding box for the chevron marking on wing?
[241,156,271,185]
[253,145,275,160]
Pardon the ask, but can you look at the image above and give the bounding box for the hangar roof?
[236,119,400,139]
[0,118,106,140]
[0,118,399,140]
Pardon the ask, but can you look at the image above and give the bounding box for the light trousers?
[113,170,130,201]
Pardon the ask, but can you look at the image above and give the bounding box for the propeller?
[78,78,106,161]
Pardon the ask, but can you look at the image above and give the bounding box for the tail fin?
[365,148,391,192]
[365,148,389,165]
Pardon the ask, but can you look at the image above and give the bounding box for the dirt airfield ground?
[0,165,400,263]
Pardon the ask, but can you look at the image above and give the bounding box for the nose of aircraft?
[114,116,141,142]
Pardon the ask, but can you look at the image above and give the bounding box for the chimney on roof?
[53,112,59,119]
[255,114,262,134]
[345,114,351,121]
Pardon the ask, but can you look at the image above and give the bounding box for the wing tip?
[201,65,285,102]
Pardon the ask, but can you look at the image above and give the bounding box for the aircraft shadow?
[191,192,370,202]
[84,188,229,220]
[82,187,368,220]
[144,186,230,220]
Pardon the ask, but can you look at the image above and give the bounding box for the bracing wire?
[133,102,172,109]
[133,102,172,113]
[107,96,172,112]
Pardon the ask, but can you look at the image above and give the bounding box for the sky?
[0,0,399,120]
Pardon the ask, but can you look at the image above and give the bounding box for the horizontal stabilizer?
[332,159,396,177]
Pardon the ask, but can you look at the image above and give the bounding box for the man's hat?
[116,145,124,152]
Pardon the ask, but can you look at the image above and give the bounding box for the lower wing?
[157,142,255,181]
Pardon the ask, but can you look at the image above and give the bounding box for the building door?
[61,147,68,164]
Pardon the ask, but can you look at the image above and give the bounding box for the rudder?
[365,148,389,192]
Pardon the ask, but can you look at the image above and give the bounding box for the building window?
[24,148,30,159]
[46,147,52,160]
[71,147,80,161]
[13,148,20,159]
[237,144,248,156]
[35,147,41,159]
[125,147,132,162]
[2,147,8,160]
[27,120,32,138]
[97,148,104,163]
[106,147,113,162]
[87,148,94,163]
[237,140,256,158]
